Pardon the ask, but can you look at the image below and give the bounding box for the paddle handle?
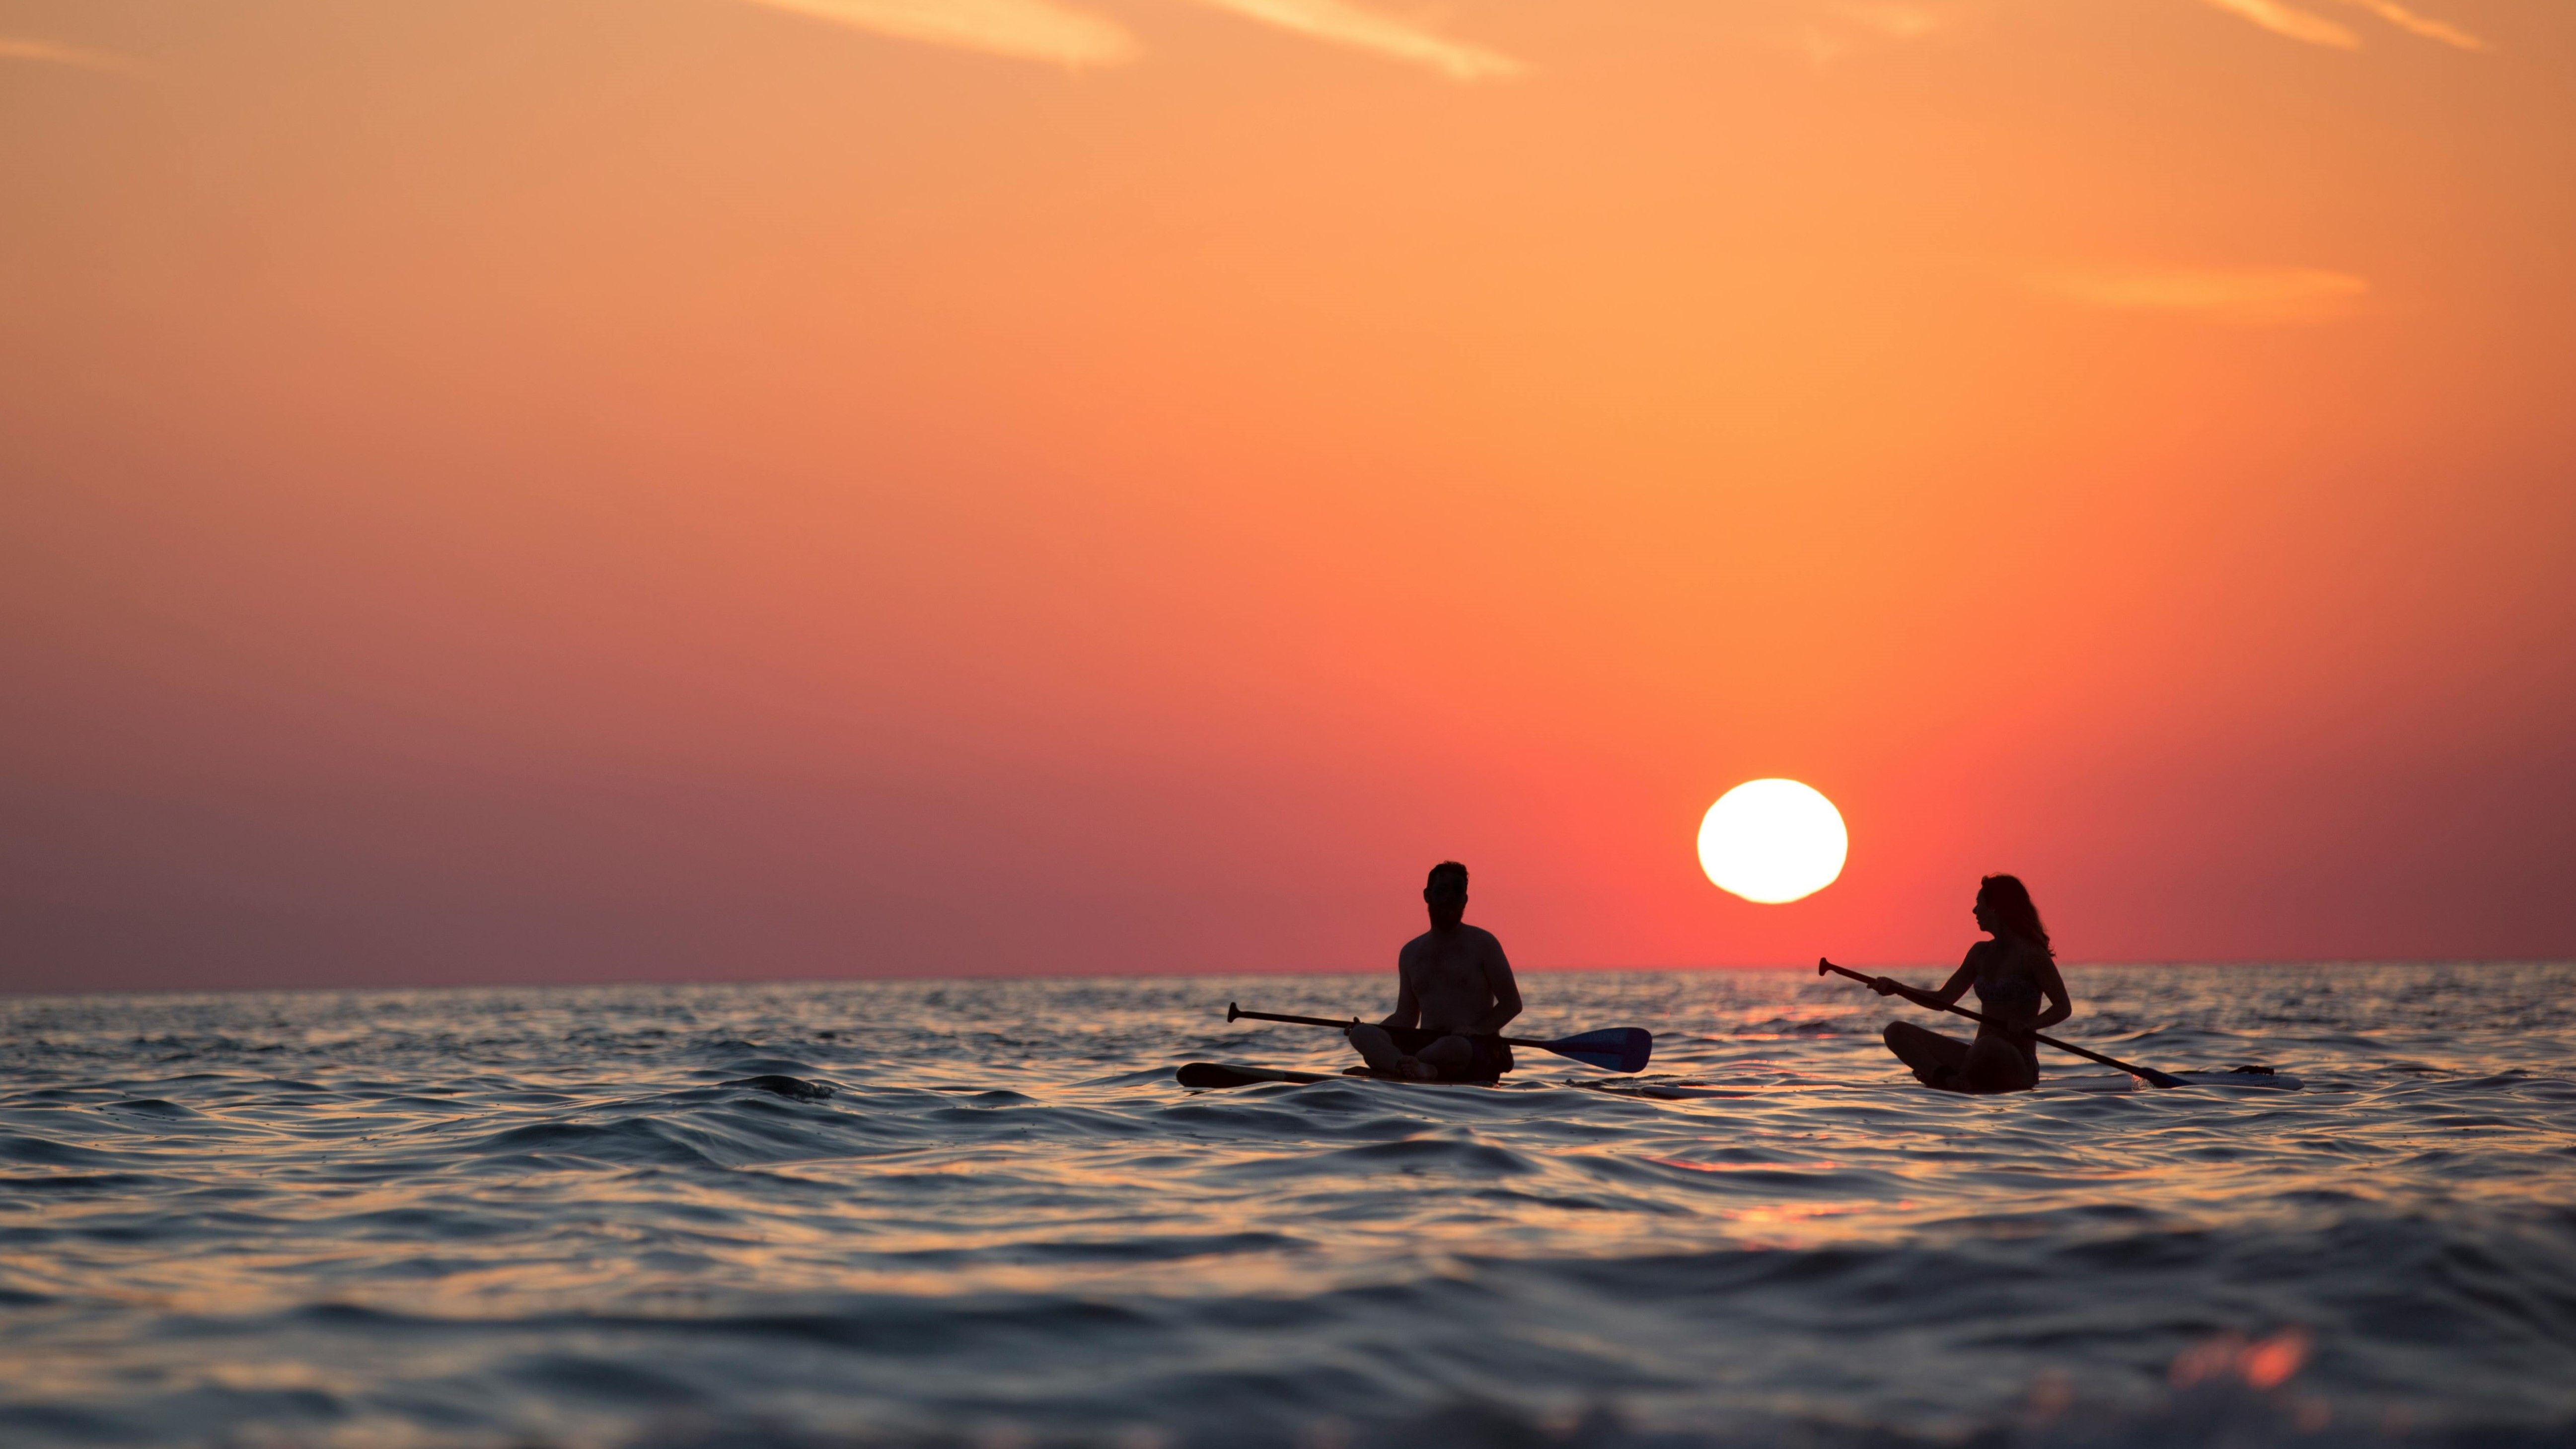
[1226,1004,1536,1048]
[1228,1005,1361,1030]
[1817,959,2180,1087]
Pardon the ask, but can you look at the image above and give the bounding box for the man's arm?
[1380,949,1421,1030]
[1473,936,1523,1035]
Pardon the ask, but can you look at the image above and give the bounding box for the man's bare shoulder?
[1400,925,1504,956]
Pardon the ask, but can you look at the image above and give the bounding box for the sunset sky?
[3,0,2571,992]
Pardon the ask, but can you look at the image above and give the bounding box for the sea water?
[3,963,2573,1448]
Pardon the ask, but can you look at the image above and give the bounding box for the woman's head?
[1975,874,2052,955]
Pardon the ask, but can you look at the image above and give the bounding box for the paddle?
[1225,1003,1653,1073]
[1817,959,2185,1088]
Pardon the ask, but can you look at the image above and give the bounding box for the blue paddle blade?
[1544,1027,1652,1073]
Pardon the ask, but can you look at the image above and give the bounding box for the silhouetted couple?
[1867,874,2071,1093]
[1349,862,2071,1094]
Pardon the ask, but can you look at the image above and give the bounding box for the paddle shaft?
[1226,1005,1540,1049]
[1818,960,2181,1087]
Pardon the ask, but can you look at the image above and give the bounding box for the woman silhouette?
[1872,874,2071,1093]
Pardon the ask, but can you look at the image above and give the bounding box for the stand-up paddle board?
[1556,1069,2304,1099]
[1571,1079,1744,1099]
[1175,1062,1498,1089]
[2040,1067,2302,1092]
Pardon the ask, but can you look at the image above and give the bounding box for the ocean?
[3,962,2573,1448]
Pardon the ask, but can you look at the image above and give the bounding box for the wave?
[2,966,2573,1448]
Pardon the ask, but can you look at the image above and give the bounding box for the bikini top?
[1974,959,2045,1019]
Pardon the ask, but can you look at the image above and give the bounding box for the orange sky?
[2,0,2571,990]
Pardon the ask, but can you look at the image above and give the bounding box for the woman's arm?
[1870,954,1978,1010]
[2031,956,2072,1031]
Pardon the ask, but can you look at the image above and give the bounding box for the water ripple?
[0,964,2572,1446]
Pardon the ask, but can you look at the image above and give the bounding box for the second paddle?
[1817,959,2183,1088]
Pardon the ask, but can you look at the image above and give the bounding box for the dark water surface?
[4,963,2574,1448]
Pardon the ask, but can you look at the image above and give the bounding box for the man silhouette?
[1346,862,1524,1081]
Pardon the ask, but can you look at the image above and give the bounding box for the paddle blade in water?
[1545,1028,1652,1073]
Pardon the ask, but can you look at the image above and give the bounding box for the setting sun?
[1697,780,1849,905]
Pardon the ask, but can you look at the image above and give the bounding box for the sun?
[1696,779,1848,904]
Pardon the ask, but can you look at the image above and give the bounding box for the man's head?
[1423,861,1468,929]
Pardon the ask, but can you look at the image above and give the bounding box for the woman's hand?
[1870,976,1899,997]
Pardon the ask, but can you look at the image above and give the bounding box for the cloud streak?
[2198,0,2359,48]
[2328,0,2484,49]
[2197,0,2484,49]
[731,0,1137,67]
[0,36,141,71]
[2031,265,2369,324]
[725,0,1523,77]
[1835,2,1963,41]
[1178,0,1524,79]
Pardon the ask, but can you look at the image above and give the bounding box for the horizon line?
[2,957,2561,1003]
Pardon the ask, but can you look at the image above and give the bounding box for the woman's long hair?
[1978,874,2053,958]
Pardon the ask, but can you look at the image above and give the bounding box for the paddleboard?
[2042,1067,2303,1092]
[1568,1069,2305,1099]
[1174,1062,1498,1089]
[1572,1079,1747,1099]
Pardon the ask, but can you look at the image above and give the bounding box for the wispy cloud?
[732,0,1137,67]
[1787,0,1983,65]
[0,36,142,71]
[2327,0,2484,49]
[2198,0,2359,48]
[725,0,1522,77]
[2198,0,2484,49]
[1835,2,1964,41]
[2030,265,2369,325]
[1181,0,1523,79]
